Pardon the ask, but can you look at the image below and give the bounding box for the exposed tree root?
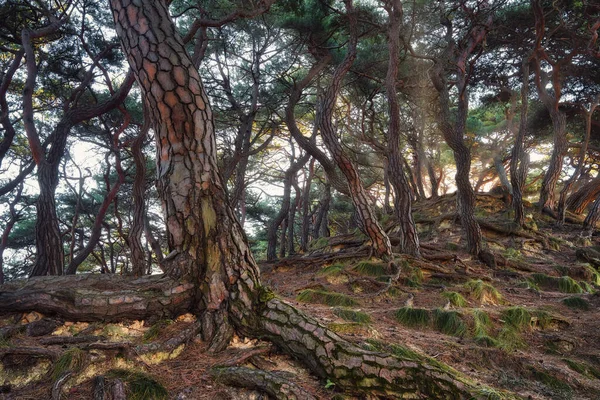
[210,366,317,400]
[0,346,60,360]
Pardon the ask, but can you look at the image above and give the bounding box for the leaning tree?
[0,0,513,397]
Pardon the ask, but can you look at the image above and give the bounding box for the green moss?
[107,369,168,400]
[327,322,367,334]
[258,286,276,303]
[583,265,600,285]
[0,335,11,348]
[562,296,590,310]
[432,309,467,337]
[353,261,389,277]
[441,291,468,307]
[464,279,502,304]
[297,289,358,307]
[503,247,522,261]
[564,359,600,380]
[501,307,531,331]
[52,347,86,381]
[395,307,430,328]
[309,237,329,250]
[389,344,423,361]
[143,319,173,343]
[497,326,526,351]
[333,308,371,324]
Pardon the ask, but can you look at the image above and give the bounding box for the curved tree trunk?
[317,1,392,260]
[103,0,494,396]
[567,177,600,214]
[582,195,600,237]
[384,0,420,257]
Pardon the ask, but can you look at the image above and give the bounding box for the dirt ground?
[2,194,600,399]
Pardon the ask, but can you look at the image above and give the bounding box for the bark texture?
[317,0,392,260]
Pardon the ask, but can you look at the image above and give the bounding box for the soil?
[2,193,600,399]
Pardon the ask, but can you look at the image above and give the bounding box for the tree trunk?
[510,58,530,227]
[557,97,599,224]
[567,178,600,214]
[317,1,392,260]
[104,0,494,395]
[384,0,420,257]
[299,159,315,252]
[582,195,600,237]
[313,181,331,239]
[0,185,23,284]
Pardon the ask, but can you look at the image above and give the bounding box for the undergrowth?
[465,280,502,304]
[441,291,468,307]
[562,296,590,310]
[395,307,430,328]
[107,369,168,400]
[353,261,389,277]
[52,347,86,381]
[333,308,371,324]
[297,289,358,307]
[143,319,173,342]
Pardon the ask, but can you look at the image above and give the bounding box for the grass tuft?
[563,359,600,379]
[297,289,358,307]
[530,273,584,293]
[441,291,468,307]
[465,280,502,304]
[333,308,371,324]
[501,307,531,331]
[143,319,173,342]
[107,369,168,400]
[395,307,430,328]
[472,309,492,338]
[474,334,499,348]
[52,347,86,381]
[562,296,590,310]
[353,261,389,277]
[319,264,345,276]
[432,309,467,337]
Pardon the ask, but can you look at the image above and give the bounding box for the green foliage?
[333,308,371,324]
[432,309,467,337]
[441,291,468,307]
[562,296,590,310]
[464,280,502,304]
[395,307,430,328]
[143,319,173,343]
[297,289,358,307]
[501,307,531,331]
[52,348,86,381]
[107,369,168,400]
[472,309,492,338]
[502,247,522,261]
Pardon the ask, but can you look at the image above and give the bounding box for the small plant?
[297,289,358,307]
[353,261,389,277]
[562,296,590,310]
[501,307,531,331]
[143,319,173,342]
[464,280,502,304]
[563,359,600,379]
[52,347,86,381]
[107,369,168,400]
[441,291,468,307]
[432,309,467,337]
[319,264,345,276]
[557,276,584,294]
[472,309,492,338]
[395,307,430,328]
[583,265,600,285]
[333,308,371,324]
[503,247,522,261]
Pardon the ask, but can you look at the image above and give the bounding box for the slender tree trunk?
[557,97,599,224]
[582,195,600,237]
[317,0,392,260]
[313,181,331,239]
[384,0,420,257]
[0,185,23,284]
[287,181,301,256]
[300,158,315,252]
[510,58,530,227]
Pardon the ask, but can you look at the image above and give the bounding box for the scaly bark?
[105,0,499,395]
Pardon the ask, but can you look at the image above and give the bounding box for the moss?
[441,291,468,307]
[501,307,531,331]
[432,309,467,337]
[464,279,502,304]
[502,247,522,261]
[327,322,368,335]
[353,261,389,277]
[107,369,168,400]
[309,237,329,250]
[395,307,430,328]
[333,308,371,324]
[530,274,584,294]
[562,296,590,310]
[389,344,423,361]
[583,264,600,285]
[297,289,358,307]
[258,286,276,303]
[52,347,86,381]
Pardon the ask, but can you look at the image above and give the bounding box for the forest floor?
[2,193,600,399]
